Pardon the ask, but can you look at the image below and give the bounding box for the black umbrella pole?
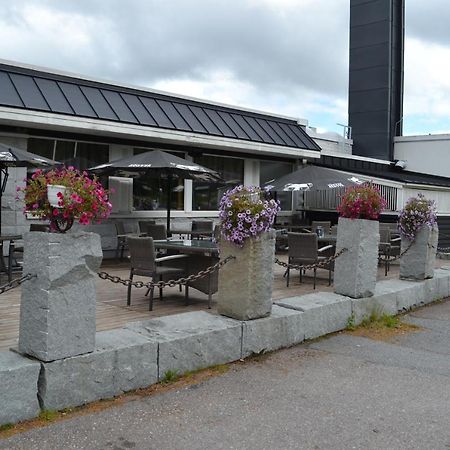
[167,173,172,236]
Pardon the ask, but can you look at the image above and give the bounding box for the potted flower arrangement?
[217,185,280,320]
[398,194,438,280]
[334,183,386,298]
[17,166,108,361]
[19,166,112,232]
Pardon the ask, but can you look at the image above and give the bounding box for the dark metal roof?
[318,155,450,188]
[0,62,320,152]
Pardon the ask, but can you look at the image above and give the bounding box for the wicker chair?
[191,220,214,239]
[127,237,187,310]
[286,232,334,289]
[141,224,167,240]
[115,221,134,261]
[378,227,401,276]
[138,220,156,235]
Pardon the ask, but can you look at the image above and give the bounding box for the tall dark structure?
[348,0,405,161]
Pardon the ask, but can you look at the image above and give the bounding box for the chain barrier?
[0,273,36,295]
[274,248,348,271]
[98,255,236,289]
[379,239,415,263]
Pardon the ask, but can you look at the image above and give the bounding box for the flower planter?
[218,230,275,320]
[47,184,67,207]
[334,217,380,298]
[400,225,438,280]
[18,231,103,362]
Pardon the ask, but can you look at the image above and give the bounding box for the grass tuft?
[160,369,180,384]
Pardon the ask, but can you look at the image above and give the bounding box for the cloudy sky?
[0,0,449,136]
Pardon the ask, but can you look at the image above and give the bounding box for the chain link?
[379,239,415,263]
[98,255,236,289]
[274,248,348,271]
[0,273,36,295]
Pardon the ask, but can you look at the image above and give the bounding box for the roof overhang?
[0,106,321,160]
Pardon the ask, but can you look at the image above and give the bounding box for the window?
[260,161,293,210]
[132,148,184,211]
[73,142,108,171]
[27,138,109,171]
[27,137,54,160]
[192,155,244,210]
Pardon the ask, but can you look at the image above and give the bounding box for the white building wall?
[394,134,450,178]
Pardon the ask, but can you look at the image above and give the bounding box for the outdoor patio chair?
[286,232,334,289]
[378,228,401,276]
[138,220,156,235]
[191,220,214,239]
[115,221,135,261]
[127,236,188,311]
[142,224,167,240]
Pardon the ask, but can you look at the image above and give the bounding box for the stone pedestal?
[334,217,380,298]
[400,225,438,280]
[218,230,275,320]
[18,231,103,362]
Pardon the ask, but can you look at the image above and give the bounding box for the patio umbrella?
[89,150,223,233]
[0,143,60,234]
[265,165,365,192]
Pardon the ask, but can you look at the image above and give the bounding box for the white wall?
[394,134,450,178]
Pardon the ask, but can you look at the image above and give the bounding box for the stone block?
[218,231,275,320]
[351,280,401,323]
[241,305,305,358]
[39,329,158,411]
[0,351,41,426]
[126,311,242,378]
[334,217,380,298]
[276,292,352,339]
[19,231,103,361]
[400,226,438,280]
[424,269,450,304]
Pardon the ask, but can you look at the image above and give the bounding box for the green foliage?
[360,309,400,329]
[0,423,14,432]
[346,313,356,331]
[160,369,180,384]
[39,409,59,421]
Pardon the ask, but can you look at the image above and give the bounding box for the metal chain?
[379,239,415,263]
[0,273,36,295]
[274,248,347,271]
[98,255,236,289]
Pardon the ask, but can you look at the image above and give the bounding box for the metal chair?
[127,236,187,310]
[286,232,334,289]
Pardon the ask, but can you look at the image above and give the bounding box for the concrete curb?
[1,268,450,426]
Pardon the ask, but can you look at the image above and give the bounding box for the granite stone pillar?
[334,217,380,298]
[218,230,275,320]
[19,231,103,362]
[400,226,438,280]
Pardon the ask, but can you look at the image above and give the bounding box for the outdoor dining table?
[0,234,22,281]
[170,229,214,239]
[153,239,219,307]
[153,239,218,256]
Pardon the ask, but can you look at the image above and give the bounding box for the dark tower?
[348,0,405,161]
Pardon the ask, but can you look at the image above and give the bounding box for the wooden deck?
[0,256,435,352]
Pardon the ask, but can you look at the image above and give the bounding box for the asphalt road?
[2,300,450,450]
